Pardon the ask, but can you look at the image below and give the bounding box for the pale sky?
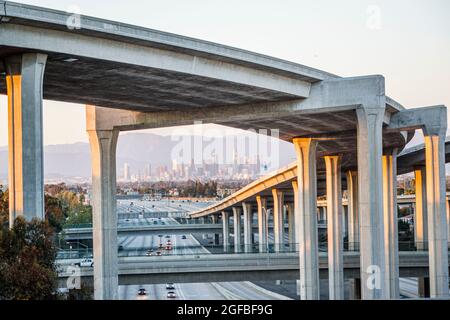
[0,0,449,145]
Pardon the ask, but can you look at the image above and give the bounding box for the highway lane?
[117,199,291,300]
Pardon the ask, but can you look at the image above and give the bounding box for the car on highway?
[138,288,147,296]
[146,250,154,256]
[165,235,171,238]
[166,283,175,290]
[181,235,187,239]
[156,251,162,256]
[165,245,172,250]
[74,258,93,267]
[118,245,124,251]
[167,291,176,299]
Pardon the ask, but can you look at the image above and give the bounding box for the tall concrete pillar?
[322,207,327,223]
[414,167,428,250]
[349,278,361,300]
[287,203,296,251]
[232,207,242,253]
[256,195,268,253]
[243,202,253,253]
[5,53,47,226]
[346,171,359,251]
[324,155,344,300]
[272,189,285,252]
[447,199,450,246]
[356,106,386,299]
[222,211,230,252]
[423,133,449,298]
[382,149,399,299]
[293,138,319,300]
[291,180,300,252]
[418,277,430,298]
[87,129,119,300]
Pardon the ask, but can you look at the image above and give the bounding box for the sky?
[0,0,449,146]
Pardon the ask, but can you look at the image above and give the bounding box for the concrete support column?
[232,207,242,253]
[272,189,285,252]
[222,211,230,252]
[243,202,253,253]
[382,149,400,299]
[87,129,119,300]
[5,53,47,225]
[287,203,296,250]
[418,277,430,298]
[423,133,449,298]
[414,167,428,250]
[346,171,359,251]
[256,196,268,253]
[447,199,450,246]
[356,106,386,299]
[349,278,361,300]
[293,138,319,300]
[324,155,344,300]
[322,207,327,223]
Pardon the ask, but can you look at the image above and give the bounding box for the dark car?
[166,283,175,290]
[167,291,176,298]
[181,235,187,239]
[138,288,147,295]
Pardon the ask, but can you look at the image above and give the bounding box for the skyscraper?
[123,163,130,181]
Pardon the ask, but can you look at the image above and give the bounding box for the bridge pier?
[232,207,242,253]
[256,196,268,253]
[324,155,344,300]
[423,132,449,298]
[272,189,285,252]
[414,166,428,250]
[287,203,296,251]
[222,211,230,252]
[243,202,253,253]
[5,53,47,225]
[86,107,119,300]
[346,171,359,251]
[293,138,320,300]
[382,149,400,299]
[356,105,387,299]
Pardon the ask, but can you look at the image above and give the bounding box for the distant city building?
[123,163,131,181]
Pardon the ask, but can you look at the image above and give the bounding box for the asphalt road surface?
[117,199,291,300]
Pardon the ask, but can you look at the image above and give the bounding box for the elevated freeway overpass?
[57,251,450,287]
[1,1,449,300]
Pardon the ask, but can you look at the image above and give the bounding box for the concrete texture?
[87,129,119,300]
[382,150,400,298]
[293,138,320,300]
[346,171,359,251]
[414,167,428,250]
[5,52,46,225]
[356,105,387,299]
[271,189,284,252]
[324,155,344,299]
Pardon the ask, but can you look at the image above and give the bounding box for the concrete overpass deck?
[57,251,450,285]
[191,141,450,218]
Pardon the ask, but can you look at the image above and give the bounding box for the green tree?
[0,217,59,300]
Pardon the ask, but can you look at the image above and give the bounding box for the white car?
[74,258,94,267]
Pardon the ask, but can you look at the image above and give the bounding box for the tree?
[0,217,59,300]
